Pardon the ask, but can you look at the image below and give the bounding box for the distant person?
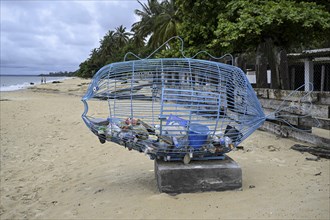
[41,77,44,84]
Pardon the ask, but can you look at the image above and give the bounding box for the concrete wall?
[254,88,330,147]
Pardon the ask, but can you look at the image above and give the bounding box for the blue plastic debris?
[188,123,210,149]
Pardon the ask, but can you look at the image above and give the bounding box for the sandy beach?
[0,77,329,219]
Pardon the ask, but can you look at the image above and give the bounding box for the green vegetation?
[40,71,75,77]
[75,0,330,89]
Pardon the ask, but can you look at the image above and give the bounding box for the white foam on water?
[0,76,70,92]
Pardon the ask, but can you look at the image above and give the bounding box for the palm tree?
[99,30,116,58]
[130,33,145,48]
[114,25,131,47]
[153,0,178,45]
[132,0,161,38]
[132,0,179,49]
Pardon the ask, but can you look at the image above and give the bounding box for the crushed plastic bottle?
[224,136,232,148]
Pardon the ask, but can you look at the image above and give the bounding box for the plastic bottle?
[219,137,225,146]
[172,137,179,148]
[225,136,232,148]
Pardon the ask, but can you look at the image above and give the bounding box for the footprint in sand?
[267,145,280,152]
[272,157,286,164]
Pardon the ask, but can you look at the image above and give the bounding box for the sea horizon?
[0,74,70,77]
[0,75,71,92]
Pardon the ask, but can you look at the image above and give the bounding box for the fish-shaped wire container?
[82,37,268,163]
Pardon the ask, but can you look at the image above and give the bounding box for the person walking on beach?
[41,77,44,84]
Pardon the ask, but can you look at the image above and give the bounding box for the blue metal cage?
[82,56,266,162]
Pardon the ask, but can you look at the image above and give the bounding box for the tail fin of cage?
[265,83,321,131]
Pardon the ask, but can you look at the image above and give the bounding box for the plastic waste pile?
[88,115,243,163]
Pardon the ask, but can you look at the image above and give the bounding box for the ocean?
[0,75,71,92]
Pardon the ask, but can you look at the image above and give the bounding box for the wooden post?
[290,67,295,90]
[321,65,325,92]
[304,59,314,91]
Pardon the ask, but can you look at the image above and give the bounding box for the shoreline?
[0,77,329,219]
[0,76,74,92]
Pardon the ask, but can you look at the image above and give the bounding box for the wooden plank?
[301,117,330,130]
[313,127,330,139]
[259,98,329,118]
[259,121,330,147]
[291,144,330,159]
[263,107,329,130]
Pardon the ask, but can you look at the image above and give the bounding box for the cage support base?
[154,155,242,194]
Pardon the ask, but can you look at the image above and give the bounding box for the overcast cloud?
[0,0,145,75]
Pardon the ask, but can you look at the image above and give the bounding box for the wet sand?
[0,78,329,219]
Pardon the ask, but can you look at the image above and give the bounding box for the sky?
[0,0,146,75]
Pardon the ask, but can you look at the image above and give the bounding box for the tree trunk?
[265,38,290,90]
[265,38,280,89]
[235,54,247,73]
[255,42,268,88]
[278,49,290,90]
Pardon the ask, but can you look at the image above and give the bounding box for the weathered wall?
[255,88,330,147]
